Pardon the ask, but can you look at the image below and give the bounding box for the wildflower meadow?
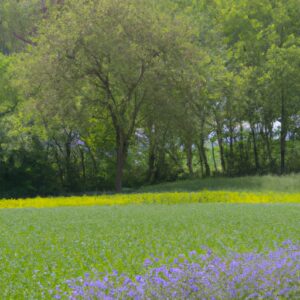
[59,241,300,299]
[0,198,299,299]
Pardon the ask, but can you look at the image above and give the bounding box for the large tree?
[18,0,199,192]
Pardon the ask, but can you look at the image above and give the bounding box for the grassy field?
[0,175,299,298]
[138,174,300,193]
[0,203,300,298]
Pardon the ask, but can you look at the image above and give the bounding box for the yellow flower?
[0,191,299,209]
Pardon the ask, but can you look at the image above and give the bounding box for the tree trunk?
[211,141,218,173]
[203,150,210,177]
[238,123,244,172]
[41,0,47,13]
[250,123,260,172]
[197,139,210,177]
[65,140,73,190]
[216,121,226,173]
[280,89,287,174]
[148,142,156,183]
[115,132,128,193]
[147,124,157,183]
[79,148,86,189]
[199,149,204,177]
[186,142,194,176]
[229,120,234,175]
[263,125,274,172]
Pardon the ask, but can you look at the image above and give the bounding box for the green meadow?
[1,202,299,298]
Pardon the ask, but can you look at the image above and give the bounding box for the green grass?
[138,174,300,193]
[0,203,299,299]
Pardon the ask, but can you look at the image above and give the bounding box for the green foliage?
[0,0,299,195]
[0,0,40,52]
[0,53,17,113]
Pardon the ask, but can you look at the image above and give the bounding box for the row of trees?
[0,0,299,196]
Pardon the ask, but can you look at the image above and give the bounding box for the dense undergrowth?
[138,174,300,193]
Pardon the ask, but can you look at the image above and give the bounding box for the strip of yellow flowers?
[0,191,299,209]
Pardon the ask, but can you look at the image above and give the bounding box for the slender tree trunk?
[265,136,273,171]
[250,123,260,172]
[216,122,226,173]
[186,142,194,176]
[147,124,157,183]
[199,150,204,177]
[197,139,210,177]
[79,148,86,189]
[280,88,287,174]
[197,114,210,177]
[148,142,156,183]
[229,120,234,175]
[203,149,210,177]
[245,135,251,164]
[238,123,244,170]
[211,141,218,173]
[115,132,128,193]
[65,140,73,190]
[264,126,274,172]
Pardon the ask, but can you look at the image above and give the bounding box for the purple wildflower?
[58,241,300,299]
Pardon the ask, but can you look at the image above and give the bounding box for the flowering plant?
[56,241,300,299]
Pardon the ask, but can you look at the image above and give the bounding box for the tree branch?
[13,32,37,46]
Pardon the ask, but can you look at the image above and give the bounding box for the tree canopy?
[0,0,299,196]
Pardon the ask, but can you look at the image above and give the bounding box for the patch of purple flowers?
[59,241,300,299]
